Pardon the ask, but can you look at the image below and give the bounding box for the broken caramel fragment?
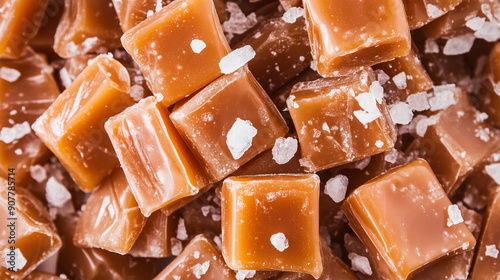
[403,0,463,30]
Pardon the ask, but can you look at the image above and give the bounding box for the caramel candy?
[406,88,500,194]
[25,271,65,280]
[470,187,500,279]
[302,0,411,77]
[479,42,500,126]
[0,49,60,183]
[121,0,231,107]
[420,50,471,86]
[343,233,384,279]
[221,174,322,278]
[170,67,288,182]
[287,69,396,172]
[462,150,500,210]
[154,234,237,280]
[105,96,208,217]
[112,0,172,32]
[33,55,134,192]
[29,0,65,52]
[341,159,476,280]
[0,0,49,58]
[53,0,123,58]
[0,179,62,280]
[403,0,463,30]
[73,168,146,254]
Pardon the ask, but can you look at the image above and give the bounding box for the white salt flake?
[426,4,445,19]
[0,67,21,82]
[0,122,31,144]
[59,67,73,88]
[392,72,407,90]
[354,157,371,170]
[190,39,207,54]
[429,84,456,111]
[146,10,154,17]
[443,34,475,55]
[154,93,164,102]
[192,261,210,279]
[170,238,183,256]
[425,39,440,54]
[3,249,27,271]
[30,165,47,183]
[485,163,500,185]
[129,85,144,101]
[282,7,304,23]
[310,60,317,71]
[272,137,298,165]
[354,92,382,125]
[14,149,22,155]
[375,69,390,85]
[219,45,255,74]
[389,102,413,125]
[324,175,349,203]
[45,177,72,208]
[466,17,486,31]
[486,245,499,258]
[348,253,372,276]
[270,232,289,252]
[322,122,330,132]
[155,0,162,12]
[236,270,256,280]
[375,140,384,148]
[226,118,257,160]
[385,149,398,164]
[222,2,258,38]
[370,81,384,104]
[446,204,464,227]
[407,92,430,111]
[475,21,500,42]
[176,218,188,240]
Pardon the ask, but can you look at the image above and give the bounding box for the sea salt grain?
[282,7,305,23]
[192,261,210,279]
[30,165,47,183]
[407,92,430,111]
[426,4,445,19]
[129,85,145,101]
[425,39,440,54]
[485,163,500,184]
[475,21,500,42]
[443,34,475,55]
[270,232,289,252]
[236,270,256,280]
[389,102,413,125]
[353,92,382,125]
[392,72,407,90]
[446,204,464,227]
[348,253,372,275]
[429,84,456,111]
[375,69,390,85]
[370,81,384,104]
[219,45,256,74]
[375,140,384,148]
[170,238,183,256]
[45,177,72,208]
[0,121,31,144]
[0,67,21,82]
[226,118,257,160]
[486,245,499,258]
[190,39,207,54]
[324,175,349,203]
[466,17,486,31]
[176,218,188,241]
[272,137,298,165]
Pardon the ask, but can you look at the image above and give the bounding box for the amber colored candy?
[0,49,60,184]
[341,159,476,280]
[0,0,49,58]
[121,0,230,107]
[479,42,500,126]
[406,88,500,194]
[73,168,146,254]
[53,0,122,58]
[170,67,288,183]
[25,271,65,280]
[154,234,237,280]
[105,96,208,217]
[29,0,65,52]
[403,0,463,30]
[287,69,396,173]
[32,55,134,192]
[462,150,500,210]
[221,174,322,278]
[0,179,62,280]
[302,0,411,77]
[112,0,172,32]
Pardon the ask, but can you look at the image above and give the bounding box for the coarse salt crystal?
[370,81,384,104]
[190,39,207,54]
[176,218,188,240]
[222,2,257,38]
[392,72,407,90]
[0,122,31,144]
[348,253,372,275]
[0,67,21,82]
[443,34,475,56]
[425,39,440,54]
[385,149,398,164]
[375,69,390,85]
[45,177,72,208]
[3,248,27,271]
[446,204,464,227]
[324,175,349,203]
[192,261,210,279]
[485,163,500,185]
[226,118,257,160]
[429,84,456,111]
[466,17,486,31]
[272,137,298,165]
[219,45,256,74]
[426,4,445,19]
[389,102,413,125]
[130,85,145,101]
[270,232,289,252]
[14,148,22,155]
[282,7,304,23]
[354,157,371,170]
[170,238,183,256]
[475,21,500,42]
[30,165,47,183]
[375,140,384,148]
[407,92,430,111]
[154,93,164,102]
[486,245,499,258]
[236,270,256,280]
[146,10,154,17]
[353,92,382,125]
[155,0,162,12]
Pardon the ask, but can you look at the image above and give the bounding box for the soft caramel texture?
[480,42,500,126]
[341,159,476,280]
[112,0,173,32]
[222,174,322,278]
[303,0,411,77]
[403,0,463,29]
[121,0,230,106]
[33,55,134,192]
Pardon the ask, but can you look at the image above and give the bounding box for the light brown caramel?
[403,0,463,30]
[479,42,500,126]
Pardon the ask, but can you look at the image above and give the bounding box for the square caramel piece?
[341,159,476,280]
[32,55,135,192]
[287,69,396,173]
[170,67,288,183]
[121,0,231,107]
[221,174,322,278]
[105,96,209,217]
[302,0,411,77]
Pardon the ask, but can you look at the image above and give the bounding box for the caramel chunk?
[0,0,49,58]
[170,67,288,182]
[303,0,411,77]
[121,0,230,106]
[154,234,237,280]
[479,42,500,126]
[53,0,123,58]
[105,96,209,217]
[29,0,65,52]
[462,150,500,210]
[287,69,396,172]
[73,168,147,254]
[0,179,62,279]
[33,55,135,192]
[0,49,60,183]
[403,0,463,30]
[25,271,65,280]
[112,0,172,32]
[221,174,322,278]
[341,159,476,280]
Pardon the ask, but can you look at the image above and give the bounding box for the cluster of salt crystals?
[428,84,456,111]
[392,72,407,90]
[443,34,476,56]
[219,45,256,74]
[424,39,440,54]
[45,177,72,208]
[201,205,221,222]
[0,66,21,82]
[446,204,465,227]
[324,174,349,203]
[348,253,373,276]
[129,85,145,101]
[486,245,500,258]
[353,89,382,126]
[176,218,188,241]
[236,270,256,280]
[282,7,305,24]
[2,248,27,271]
[170,237,184,256]
[270,232,289,252]
[463,4,500,43]
[30,164,47,183]
[426,4,445,19]
[190,39,207,54]
[389,102,413,125]
[222,2,257,42]
[226,118,258,160]
[272,137,298,165]
[0,121,31,144]
[485,163,500,184]
[192,261,210,279]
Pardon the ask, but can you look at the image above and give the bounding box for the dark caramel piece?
[170,67,288,183]
[279,0,301,10]
[0,179,62,279]
[121,0,231,107]
[303,0,411,77]
[222,174,322,278]
[287,69,396,172]
[53,0,123,58]
[154,234,237,280]
[73,168,146,254]
[341,159,476,280]
[25,271,65,280]
[0,0,49,58]
[462,150,500,210]
[0,49,60,183]
[33,55,135,192]
[112,0,173,32]
[403,0,463,30]
[479,42,500,126]
[105,96,209,217]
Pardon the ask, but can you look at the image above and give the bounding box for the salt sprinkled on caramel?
[407,92,430,111]
[282,7,305,24]
[446,204,464,227]
[270,232,289,252]
[324,175,349,203]
[392,72,407,90]
[389,102,413,125]
[348,253,372,275]
[485,163,500,184]
[443,34,475,56]
[190,39,207,54]
[466,17,486,31]
[45,177,72,208]
[226,118,257,160]
[236,270,256,280]
[192,261,210,279]
[426,4,445,19]
[272,137,298,165]
[30,164,47,183]
[176,218,188,241]
[353,91,382,125]
[219,45,256,74]
[0,67,21,82]
[486,245,499,258]
[0,121,31,144]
